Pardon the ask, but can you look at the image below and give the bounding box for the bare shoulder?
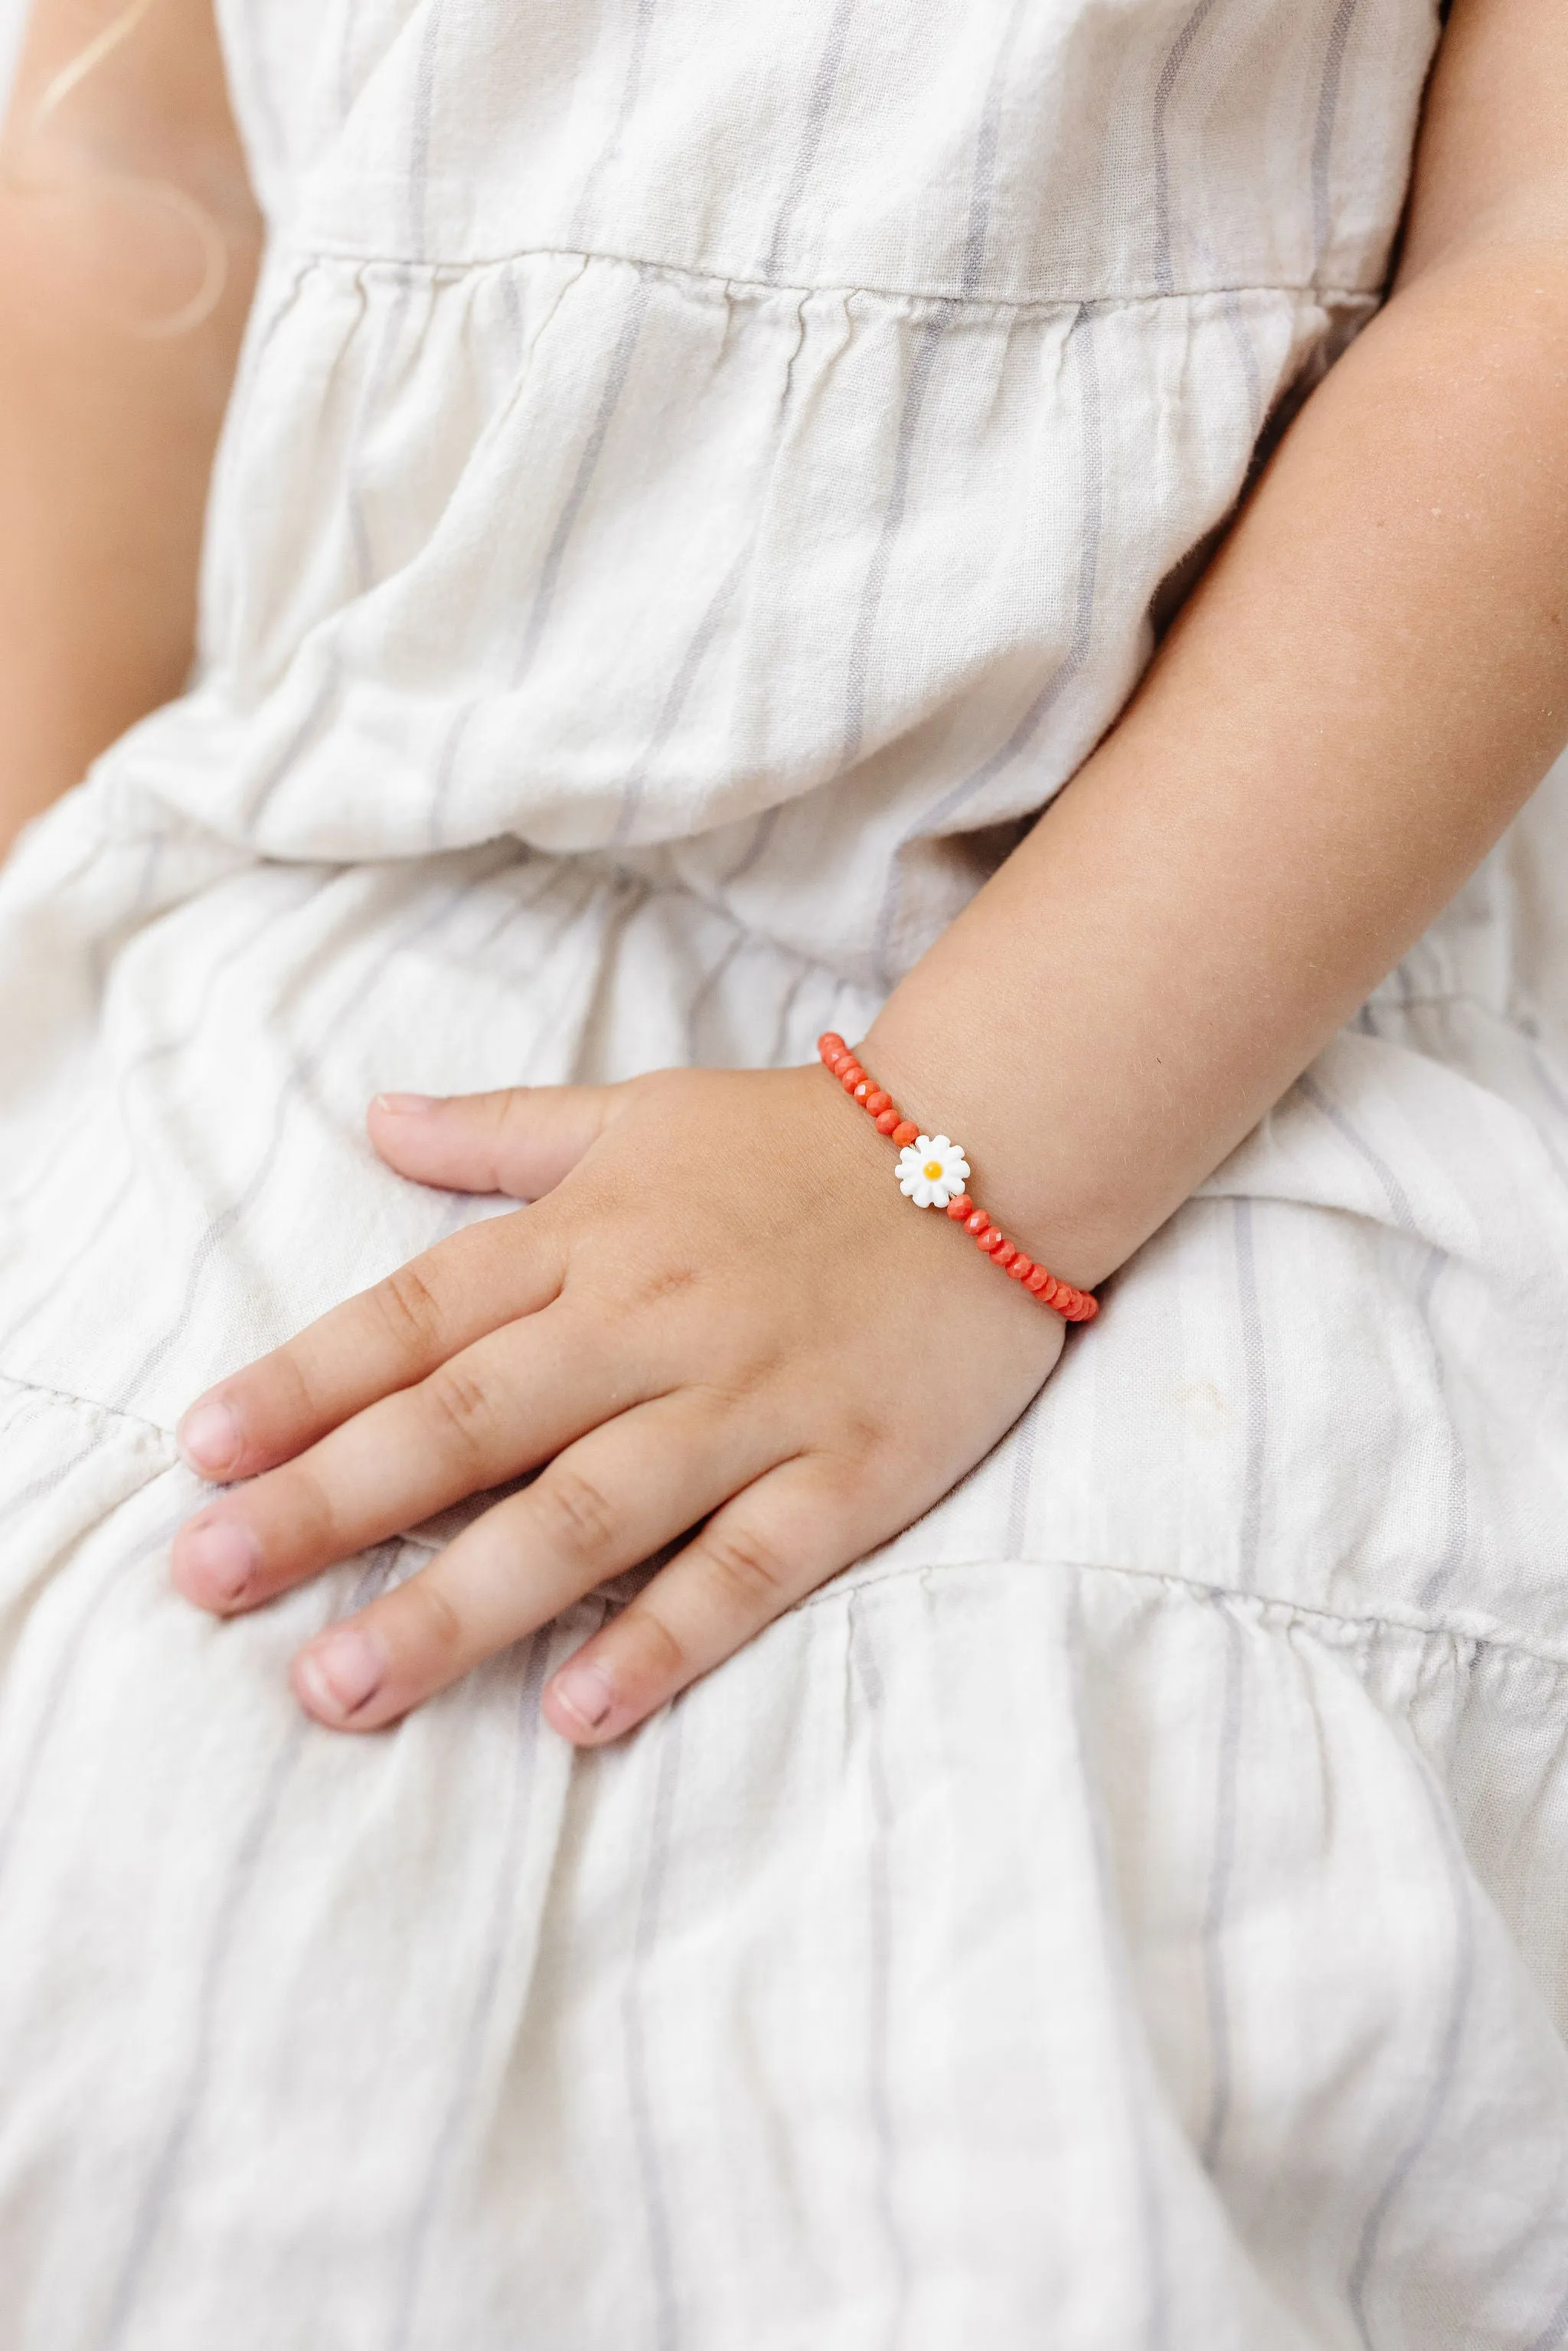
[1400,0,1568,283]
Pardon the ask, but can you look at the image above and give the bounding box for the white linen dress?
[5,2,1568,2343]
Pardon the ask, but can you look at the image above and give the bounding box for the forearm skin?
[869,110,1568,1291]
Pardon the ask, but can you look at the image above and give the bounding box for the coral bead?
[891,1122,919,1148]
[974,1225,1001,1251]
[1024,1265,1050,1294]
[840,1066,864,1092]
[864,1090,890,1116]
[1008,1254,1033,1281]
[874,1109,900,1135]
[818,1033,846,1061]
[946,1194,974,1221]
[965,1210,989,1236]
[991,1239,1017,1267]
[853,1079,871,1102]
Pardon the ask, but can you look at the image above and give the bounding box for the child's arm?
[864,0,1568,1294]
[171,0,1568,1745]
[0,0,260,851]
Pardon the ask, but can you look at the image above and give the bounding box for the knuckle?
[399,1575,467,1665]
[624,1262,700,1311]
[422,1360,501,1462]
[618,1602,688,1684]
[699,1519,792,1612]
[533,1464,619,1562]
[375,1259,447,1358]
[264,1347,322,1434]
[274,1461,340,1558]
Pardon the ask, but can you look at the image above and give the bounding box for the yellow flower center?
[923,1160,944,1180]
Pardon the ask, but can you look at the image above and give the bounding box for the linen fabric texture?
[5,2,1568,2345]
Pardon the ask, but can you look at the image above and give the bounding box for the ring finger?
[288,1391,785,1730]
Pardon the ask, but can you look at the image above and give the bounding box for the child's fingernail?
[373,1093,437,1115]
[551,1663,616,1731]
[178,1398,243,1476]
[296,1629,386,1718]
[180,1517,259,1605]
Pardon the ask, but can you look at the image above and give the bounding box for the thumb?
[368,1084,619,1198]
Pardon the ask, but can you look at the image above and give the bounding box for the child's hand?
[170,1067,1064,1742]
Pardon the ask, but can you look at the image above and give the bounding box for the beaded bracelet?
[816,1034,1099,1323]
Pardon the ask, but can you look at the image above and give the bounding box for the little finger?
[544,1455,878,1745]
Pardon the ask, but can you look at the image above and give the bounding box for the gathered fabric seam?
[0,1368,174,1448]
[268,238,1382,317]
[803,1546,1568,1675]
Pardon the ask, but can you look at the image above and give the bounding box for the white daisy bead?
[896,1134,971,1210]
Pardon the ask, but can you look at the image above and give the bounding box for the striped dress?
[5,1,1568,2342]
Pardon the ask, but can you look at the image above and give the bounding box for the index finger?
[175,1207,566,1482]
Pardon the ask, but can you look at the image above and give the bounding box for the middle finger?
[171,1298,660,1613]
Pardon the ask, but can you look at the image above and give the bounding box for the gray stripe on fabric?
[841,310,954,773]
[960,0,1029,295]
[682,934,748,1068]
[1198,1600,1246,2171]
[848,1595,912,2339]
[1413,1249,1469,1611]
[1060,1574,1170,2351]
[569,0,658,247]
[335,5,361,127]
[0,871,335,1359]
[98,1549,397,2351]
[1299,1077,1472,1606]
[112,873,497,1412]
[1233,1198,1268,1590]
[624,1700,686,2351]
[1197,1200,1268,2171]
[86,836,166,1002]
[348,269,420,597]
[406,0,447,262]
[1311,0,1360,263]
[250,238,425,832]
[245,653,344,830]
[1221,290,1265,439]
[426,702,482,852]
[616,292,814,851]
[1345,1755,1477,2349]
[1298,1072,1418,1233]
[765,954,819,1072]
[1004,1393,1042,1559]
[202,263,313,619]
[391,1629,552,2350]
[1525,2276,1568,2351]
[763,0,858,282]
[723,803,781,889]
[613,538,753,847]
[1152,0,1224,295]
[871,305,1103,981]
[512,276,652,691]
[0,1504,188,1898]
[111,1072,309,1411]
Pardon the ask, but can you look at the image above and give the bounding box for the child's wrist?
[854,1011,1119,1296]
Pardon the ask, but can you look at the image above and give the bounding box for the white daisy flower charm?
[897,1134,970,1210]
